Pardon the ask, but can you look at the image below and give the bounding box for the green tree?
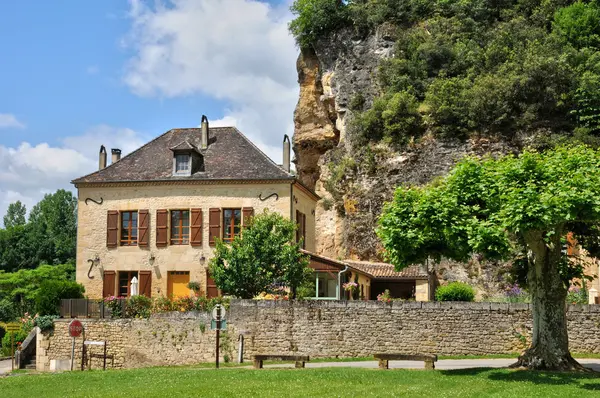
[378,145,600,370]
[28,189,77,265]
[3,201,26,228]
[35,280,85,316]
[209,211,311,299]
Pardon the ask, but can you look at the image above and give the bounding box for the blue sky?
[0,0,298,222]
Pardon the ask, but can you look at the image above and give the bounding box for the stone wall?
[39,300,600,371]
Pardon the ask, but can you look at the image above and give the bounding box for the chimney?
[201,115,209,149]
[111,148,121,164]
[283,134,291,173]
[99,145,107,170]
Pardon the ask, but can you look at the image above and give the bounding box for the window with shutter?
[190,208,203,246]
[138,209,149,247]
[156,209,168,247]
[223,208,241,242]
[296,210,306,249]
[209,208,222,246]
[139,270,152,297]
[170,210,190,245]
[107,211,119,247]
[102,271,116,298]
[120,211,138,246]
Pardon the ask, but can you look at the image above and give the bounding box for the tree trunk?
[511,230,586,371]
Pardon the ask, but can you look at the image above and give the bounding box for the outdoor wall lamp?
[149,253,156,267]
[199,255,206,264]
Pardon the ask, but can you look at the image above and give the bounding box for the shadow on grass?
[440,367,600,390]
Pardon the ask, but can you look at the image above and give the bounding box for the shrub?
[566,285,588,304]
[435,282,475,302]
[289,0,350,48]
[377,289,393,303]
[0,299,16,323]
[1,330,28,356]
[125,295,152,319]
[34,315,58,332]
[153,296,174,313]
[35,280,85,316]
[104,296,125,318]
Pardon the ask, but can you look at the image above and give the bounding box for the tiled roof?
[345,260,428,279]
[72,127,294,184]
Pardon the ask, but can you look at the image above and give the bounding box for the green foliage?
[187,281,201,293]
[34,315,58,332]
[35,280,84,316]
[1,330,28,356]
[0,264,77,321]
[435,282,475,302]
[289,0,350,48]
[209,211,311,299]
[3,201,26,229]
[566,285,589,304]
[126,295,153,319]
[554,1,600,49]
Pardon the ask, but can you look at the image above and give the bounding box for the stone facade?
[39,300,600,371]
[77,182,316,298]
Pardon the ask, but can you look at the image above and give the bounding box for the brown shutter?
[206,269,219,298]
[191,208,203,246]
[295,210,301,244]
[209,208,222,246]
[138,209,149,247]
[107,211,119,247]
[139,271,152,298]
[242,207,254,227]
[156,209,168,247]
[103,271,116,298]
[302,213,307,249]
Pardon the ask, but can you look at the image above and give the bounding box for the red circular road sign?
[68,319,83,338]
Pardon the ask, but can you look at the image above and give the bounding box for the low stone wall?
[39,301,600,371]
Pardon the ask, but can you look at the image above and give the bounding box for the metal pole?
[103,341,107,370]
[238,335,244,363]
[70,337,75,371]
[215,306,220,369]
[11,333,14,372]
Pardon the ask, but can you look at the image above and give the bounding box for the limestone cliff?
[292,25,526,295]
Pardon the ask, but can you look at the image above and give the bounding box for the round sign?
[212,304,226,320]
[68,319,84,338]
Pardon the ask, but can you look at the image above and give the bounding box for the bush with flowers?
[104,296,125,318]
[377,289,394,303]
[567,285,588,304]
[253,292,290,301]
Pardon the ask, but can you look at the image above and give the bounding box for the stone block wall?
[39,301,600,371]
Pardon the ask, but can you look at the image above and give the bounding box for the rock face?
[292,25,524,295]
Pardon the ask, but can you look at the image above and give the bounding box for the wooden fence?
[60,299,125,319]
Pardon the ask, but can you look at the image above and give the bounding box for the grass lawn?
[1,367,600,397]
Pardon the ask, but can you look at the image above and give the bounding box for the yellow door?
[167,271,190,298]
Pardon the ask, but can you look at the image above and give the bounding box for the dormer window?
[175,154,190,174]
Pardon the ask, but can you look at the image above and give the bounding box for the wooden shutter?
[206,269,219,298]
[138,209,150,247]
[103,271,116,298]
[139,271,152,298]
[156,209,168,247]
[302,213,307,249]
[242,207,254,228]
[107,211,119,248]
[191,208,203,246]
[209,208,222,246]
[295,210,301,244]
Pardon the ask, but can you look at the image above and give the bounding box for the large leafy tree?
[3,201,26,228]
[210,211,311,299]
[378,145,600,370]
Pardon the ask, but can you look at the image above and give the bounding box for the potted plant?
[187,281,202,296]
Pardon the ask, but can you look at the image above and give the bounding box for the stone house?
[71,118,433,301]
[72,118,317,299]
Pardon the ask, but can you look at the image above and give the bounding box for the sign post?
[68,319,83,371]
[211,304,226,369]
[5,323,20,371]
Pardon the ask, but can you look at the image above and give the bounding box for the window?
[314,272,337,299]
[171,210,190,245]
[175,154,190,174]
[120,211,138,246]
[223,208,242,242]
[296,210,306,249]
[118,271,138,297]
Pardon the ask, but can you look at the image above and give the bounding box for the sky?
[0,0,299,224]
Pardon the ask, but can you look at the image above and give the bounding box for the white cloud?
[0,126,148,226]
[0,114,25,129]
[123,0,298,164]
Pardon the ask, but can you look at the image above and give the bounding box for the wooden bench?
[374,353,438,370]
[253,355,310,369]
